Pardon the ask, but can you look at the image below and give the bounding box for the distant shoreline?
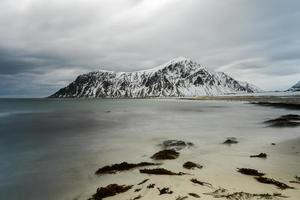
[179,95,300,108]
[181,95,300,103]
[47,93,300,103]
[2,94,300,109]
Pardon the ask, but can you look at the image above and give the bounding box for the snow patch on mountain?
[238,81,264,93]
[287,81,300,92]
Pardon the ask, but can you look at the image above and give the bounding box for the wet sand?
[84,98,300,200]
[85,137,300,200]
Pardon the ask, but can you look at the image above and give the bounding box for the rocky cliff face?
[49,57,259,98]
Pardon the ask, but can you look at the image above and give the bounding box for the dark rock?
[163,140,185,147]
[271,143,276,145]
[255,177,294,189]
[190,179,212,188]
[131,195,142,200]
[176,196,188,200]
[95,162,160,174]
[290,176,300,184]
[183,161,203,170]
[204,188,288,199]
[237,168,265,176]
[251,102,300,110]
[187,142,194,146]
[151,149,179,160]
[157,187,173,195]
[147,184,155,189]
[250,153,267,158]
[188,193,201,198]
[89,184,133,200]
[290,180,300,184]
[264,114,300,127]
[161,140,193,151]
[137,179,149,185]
[222,137,238,145]
[140,168,186,175]
[134,188,141,192]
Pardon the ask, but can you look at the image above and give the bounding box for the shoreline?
[180,95,300,103]
[179,95,300,109]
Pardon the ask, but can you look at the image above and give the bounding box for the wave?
[0,111,35,118]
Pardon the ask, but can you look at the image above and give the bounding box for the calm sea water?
[0,99,299,200]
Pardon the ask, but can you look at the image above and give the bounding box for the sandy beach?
[83,136,300,200]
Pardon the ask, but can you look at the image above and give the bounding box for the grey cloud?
[0,49,40,74]
[0,0,300,96]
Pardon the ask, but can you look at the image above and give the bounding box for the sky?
[0,0,300,97]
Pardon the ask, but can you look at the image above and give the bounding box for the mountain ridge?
[49,57,261,98]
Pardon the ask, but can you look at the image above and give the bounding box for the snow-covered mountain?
[287,81,300,92]
[49,57,261,98]
[238,81,263,93]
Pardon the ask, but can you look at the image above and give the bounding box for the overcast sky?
[0,0,300,97]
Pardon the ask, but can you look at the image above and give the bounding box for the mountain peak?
[166,56,198,66]
[50,58,260,98]
[170,56,192,62]
[144,57,201,73]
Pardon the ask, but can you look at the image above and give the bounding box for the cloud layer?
[0,0,300,97]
